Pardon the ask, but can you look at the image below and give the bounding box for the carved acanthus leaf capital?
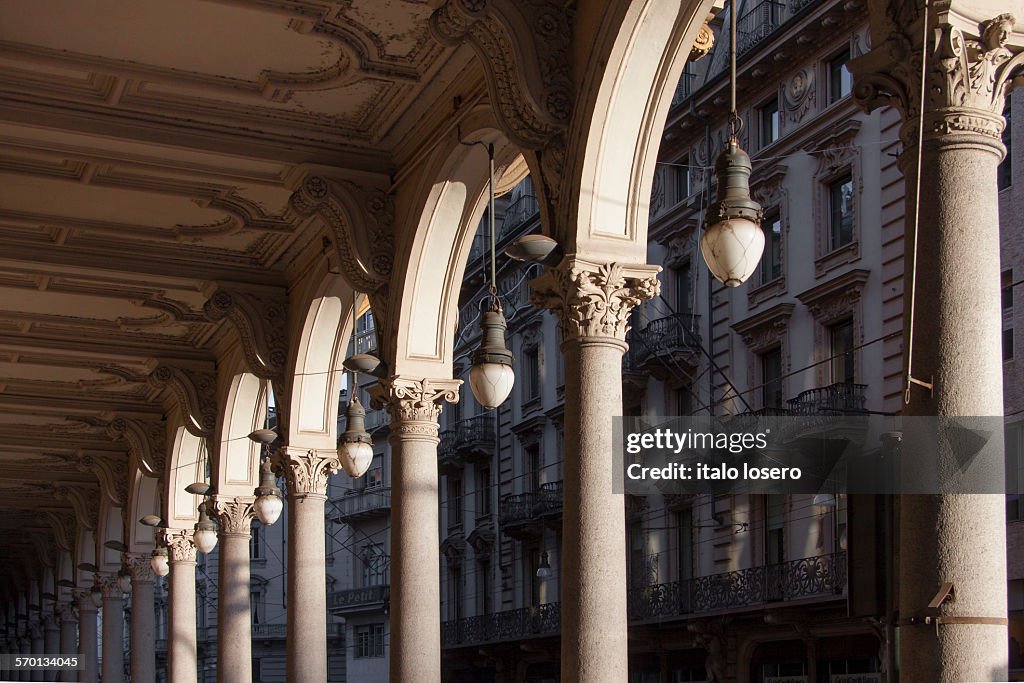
[369,377,462,435]
[203,286,287,380]
[279,446,338,496]
[530,260,661,342]
[162,529,197,563]
[853,11,1024,144]
[98,575,123,600]
[123,553,155,584]
[211,497,255,536]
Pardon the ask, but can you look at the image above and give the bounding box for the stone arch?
[95,501,124,574]
[286,281,356,451]
[164,423,207,530]
[389,122,523,377]
[214,370,269,496]
[127,466,161,554]
[559,0,714,259]
[74,528,95,586]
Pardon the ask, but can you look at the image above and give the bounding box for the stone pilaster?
[370,376,461,683]
[278,446,337,682]
[211,498,255,683]
[162,530,197,683]
[852,9,1021,683]
[531,258,660,683]
[124,554,155,683]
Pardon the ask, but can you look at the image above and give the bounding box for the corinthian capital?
[211,497,255,536]
[98,575,122,600]
[530,260,661,342]
[162,529,197,564]
[853,10,1024,145]
[124,553,155,584]
[279,446,339,496]
[369,377,461,437]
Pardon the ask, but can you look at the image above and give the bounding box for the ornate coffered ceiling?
[0,0,469,591]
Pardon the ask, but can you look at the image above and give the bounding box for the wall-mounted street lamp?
[699,0,764,287]
[536,551,553,579]
[247,429,286,526]
[138,516,172,576]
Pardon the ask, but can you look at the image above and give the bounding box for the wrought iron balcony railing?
[787,383,867,415]
[333,487,391,523]
[442,602,560,648]
[451,414,495,460]
[535,480,563,517]
[627,551,846,622]
[328,584,390,614]
[736,0,787,56]
[499,492,535,527]
[354,328,376,355]
[498,194,540,243]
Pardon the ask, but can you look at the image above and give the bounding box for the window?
[760,97,780,147]
[355,624,385,658]
[674,156,690,202]
[760,212,782,283]
[829,50,853,103]
[628,521,647,589]
[675,386,693,416]
[523,345,540,400]
[999,101,1012,190]
[250,587,264,624]
[829,173,854,250]
[830,318,855,384]
[673,262,692,314]
[676,507,693,581]
[449,565,463,621]
[526,445,542,493]
[764,495,785,565]
[477,560,492,615]
[1004,270,1014,361]
[524,547,541,606]
[761,347,783,409]
[1004,270,1015,312]
[477,467,491,516]
[447,477,463,528]
[361,544,388,586]
[250,525,264,560]
[1005,329,1015,361]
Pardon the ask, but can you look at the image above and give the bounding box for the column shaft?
[30,625,43,682]
[101,585,124,683]
[213,499,255,683]
[76,597,98,683]
[285,483,329,682]
[371,377,460,683]
[166,531,198,683]
[43,618,59,682]
[561,338,629,681]
[129,577,156,683]
[58,607,76,683]
[530,260,660,683]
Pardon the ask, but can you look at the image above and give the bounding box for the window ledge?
[814,240,860,277]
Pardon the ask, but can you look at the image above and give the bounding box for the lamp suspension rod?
[904,0,932,404]
[488,143,497,296]
[351,290,359,391]
[729,0,737,119]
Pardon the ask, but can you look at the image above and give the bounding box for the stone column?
[124,554,156,683]
[18,634,31,682]
[42,613,59,682]
[280,446,339,683]
[853,10,1020,682]
[164,530,198,683]
[76,592,98,683]
[370,377,461,683]
[531,260,660,683]
[211,497,255,683]
[99,576,124,683]
[29,620,43,682]
[57,603,76,683]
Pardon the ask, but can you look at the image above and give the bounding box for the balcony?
[439,415,496,473]
[627,551,846,622]
[736,0,787,56]
[622,333,648,391]
[497,194,540,243]
[363,408,391,433]
[635,313,702,377]
[787,383,867,416]
[442,602,560,649]
[329,583,390,615]
[333,486,391,523]
[499,480,563,537]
